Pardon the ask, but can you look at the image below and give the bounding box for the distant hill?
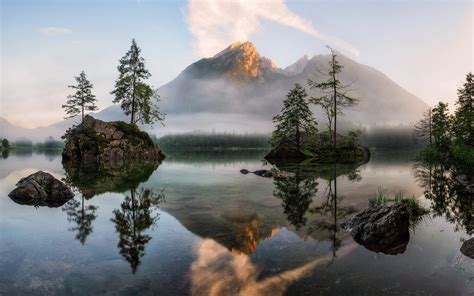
[1,41,428,141]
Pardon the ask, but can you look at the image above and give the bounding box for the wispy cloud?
[38,26,72,36]
[186,0,359,57]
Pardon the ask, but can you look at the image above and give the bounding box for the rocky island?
[62,115,165,164]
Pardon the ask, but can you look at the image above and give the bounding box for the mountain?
[158,41,428,127]
[2,41,429,141]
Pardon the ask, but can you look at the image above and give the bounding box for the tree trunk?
[131,76,136,124]
[333,72,337,150]
[429,109,432,145]
[296,123,300,152]
[332,167,337,258]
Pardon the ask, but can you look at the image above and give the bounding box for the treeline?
[414,72,473,172]
[0,136,64,150]
[157,133,271,150]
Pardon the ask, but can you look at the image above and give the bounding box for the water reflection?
[111,188,165,273]
[273,166,318,229]
[191,238,357,296]
[2,149,9,159]
[62,159,161,199]
[62,195,98,244]
[272,162,362,251]
[414,161,473,236]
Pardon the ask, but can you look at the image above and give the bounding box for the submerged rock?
[343,204,410,255]
[62,115,165,164]
[460,238,474,259]
[240,169,273,178]
[8,171,74,207]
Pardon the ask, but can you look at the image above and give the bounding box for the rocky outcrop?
[62,115,165,163]
[8,171,74,207]
[342,204,410,255]
[460,238,474,259]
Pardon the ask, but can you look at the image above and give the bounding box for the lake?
[0,149,472,295]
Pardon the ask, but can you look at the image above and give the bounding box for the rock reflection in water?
[62,158,161,199]
[111,188,165,274]
[190,239,357,296]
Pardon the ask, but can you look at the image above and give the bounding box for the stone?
[62,115,165,164]
[460,238,474,259]
[253,170,273,178]
[343,204,410,255]
[8,171,74,208]
[240,169,272,178]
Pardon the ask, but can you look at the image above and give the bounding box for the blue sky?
[1,0,472,127]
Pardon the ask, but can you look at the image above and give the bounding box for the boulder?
[343,204,410,255]
[460,238,474,259]
[62,115,165,164]
[8,171,74,207]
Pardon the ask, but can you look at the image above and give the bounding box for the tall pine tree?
[62,71,97,122]
[431,102,451,152]
[271,83,317,152]
[452,73,473,146]
[307,46,359,149]
[111,39,165,125]
[413,108,433,145]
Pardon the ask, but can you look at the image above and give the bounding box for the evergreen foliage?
[413,109,432,145]
[1,138,9,149]
[308,46,359,148]
[111,39,165,125]
[270,83,317,151]
[62,71,97,122]
[452,73,473,147]
[415,72,474,173]
[431,102,451,152]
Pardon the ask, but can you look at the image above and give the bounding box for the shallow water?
[0,149,472,295]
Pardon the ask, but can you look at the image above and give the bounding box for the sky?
[1,0,472,128]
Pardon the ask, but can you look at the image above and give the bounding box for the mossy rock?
[62,115,165,164]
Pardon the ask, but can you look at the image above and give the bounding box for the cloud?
[38,27,72,36]
[186,0,359,57]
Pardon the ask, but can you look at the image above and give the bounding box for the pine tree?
[270,83,317,152]
[308,46,359,149]
[413,108,433,145]
[62,71,97,122]
[431,102,451,152]
[111,39,165,125]
[452,73,473,146]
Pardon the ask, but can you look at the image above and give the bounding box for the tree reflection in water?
[111,188,165,274]
[414,161,473,235]
[273,166,318,229]
[273,163,362,257]
[62,195,98,244]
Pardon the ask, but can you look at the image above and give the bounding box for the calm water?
[0,149,472,295]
